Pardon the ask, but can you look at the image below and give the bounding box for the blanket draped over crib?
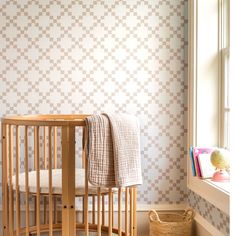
[85,113,143,188]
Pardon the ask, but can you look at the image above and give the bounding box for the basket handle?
[148,210,161,222]
[183,208,195,221]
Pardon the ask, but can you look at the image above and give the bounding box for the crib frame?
[1,115,137,236]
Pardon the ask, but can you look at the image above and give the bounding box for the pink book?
[193,147,214,177]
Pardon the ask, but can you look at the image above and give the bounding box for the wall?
[188,190,229,235]
[0,0,188,205]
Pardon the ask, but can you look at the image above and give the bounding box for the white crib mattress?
[11,168,116,196]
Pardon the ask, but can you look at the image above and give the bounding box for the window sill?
[204,178,230,194]
[187,174,230,215]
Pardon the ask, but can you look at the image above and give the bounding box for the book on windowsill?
[189,146,196,176]
[198,153,216,179]
[193,147,214,177]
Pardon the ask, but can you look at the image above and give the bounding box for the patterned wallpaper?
[188,190,229,235]
[0,0,229,233]
[0,0,188,205]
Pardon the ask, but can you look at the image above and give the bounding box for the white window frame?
[220,0,230,149]
[187,0,229,215]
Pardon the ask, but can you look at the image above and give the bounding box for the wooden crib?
[1,115,137,236]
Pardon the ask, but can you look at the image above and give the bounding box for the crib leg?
[2,124,9,236]
[9,125,14,236]
[62,126,76,236]
[48,126,53,236]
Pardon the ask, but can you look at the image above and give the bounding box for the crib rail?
[1,115,137,236]
[2,114,88,126]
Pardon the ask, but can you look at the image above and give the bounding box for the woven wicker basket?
[149,208,195,236]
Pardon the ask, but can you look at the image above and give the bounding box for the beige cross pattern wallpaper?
[0,0,188,204]
[0,0,229,235]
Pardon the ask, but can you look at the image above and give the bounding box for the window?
[187,0,230,215]
[220,0,230,149]
[230,1,236,234]
[222,48,230,148]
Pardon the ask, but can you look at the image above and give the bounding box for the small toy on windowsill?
[210,148,230,182]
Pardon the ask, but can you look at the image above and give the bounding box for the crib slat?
[34,196,37,227]
[54,196,57,223]
[34,126,40,236]
[82,197,85,223]
[133,187,137,236]
[118,188,122,236]
[102,195,105,226]
[2,123,9,235]
[130,188,134,236]
[92,196,96,224]
[24,126,30,236]
[125,188,129,235]
[53,127,57,168]
[48,127,53,236]
[82,128,86,168]
[44,126,47,169]
[109,188,112,236]
[53,127,58,223]
[84,158,89,235]
[43,198,47,224]
[97,188,101,236]
[112,192,114,227]
[43,127,48,223]
[16,126,20,236]
[9,125,14,236]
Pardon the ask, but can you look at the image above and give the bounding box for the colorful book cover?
[198,153,215,178]
[189,146,196,176]
[193,147,214,177]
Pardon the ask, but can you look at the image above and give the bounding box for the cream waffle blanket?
[85,113,142,187]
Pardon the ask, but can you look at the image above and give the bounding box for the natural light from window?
[187,0,230,215]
